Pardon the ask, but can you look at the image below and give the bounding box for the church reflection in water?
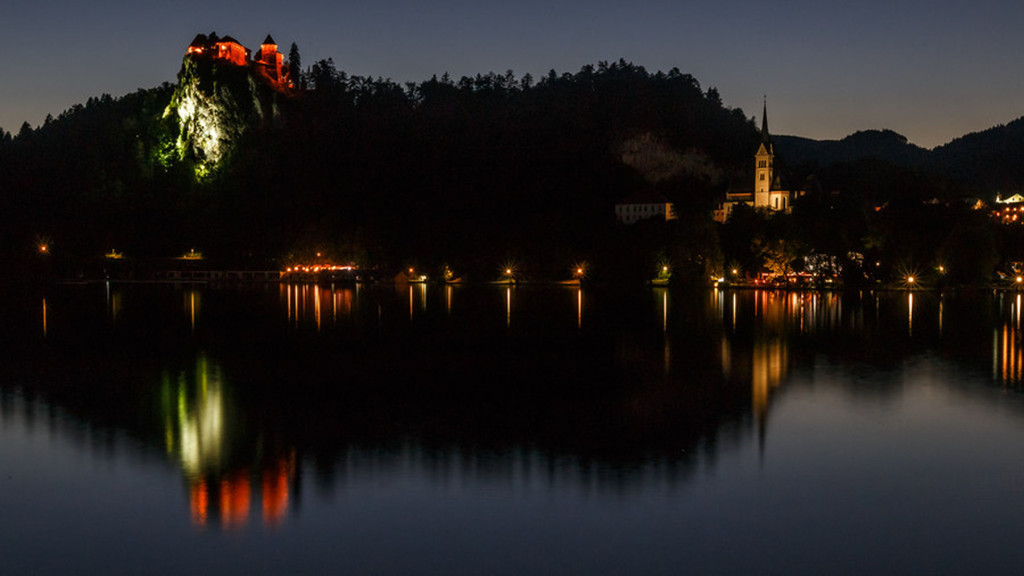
[160,355,297,529]
[714,290,795,430]
[712,289,868,427]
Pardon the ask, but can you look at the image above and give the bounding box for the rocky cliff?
[163,55,283,178]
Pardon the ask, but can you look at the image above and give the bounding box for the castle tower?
[754,98,773,209]
[258,35,284,82]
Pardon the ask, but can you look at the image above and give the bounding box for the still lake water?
[2,282,1024,575]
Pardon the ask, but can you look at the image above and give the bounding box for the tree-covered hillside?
[0,56,757,280]
[932,116,1024,194]
[3,43,1022,286]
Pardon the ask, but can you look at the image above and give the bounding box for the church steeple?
[761,96,770,143]
[754,96,774,208]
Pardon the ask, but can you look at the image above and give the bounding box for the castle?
[714,101,803,223]
[186,33,293,92]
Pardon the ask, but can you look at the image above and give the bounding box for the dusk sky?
[3,0,1022,149]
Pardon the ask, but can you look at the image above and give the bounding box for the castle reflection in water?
[159,353,297,529]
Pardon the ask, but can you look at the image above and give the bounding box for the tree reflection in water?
[1,283,1023,526]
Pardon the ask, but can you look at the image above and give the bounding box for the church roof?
[263,34,276,45]
[771,173,786,191]
[617,190,672,205]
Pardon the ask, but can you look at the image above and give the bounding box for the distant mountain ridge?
[772,119,1024,196]
[774,129,930,168]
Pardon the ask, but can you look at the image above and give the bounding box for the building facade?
[186,33,293,92]
[615,191,678,224]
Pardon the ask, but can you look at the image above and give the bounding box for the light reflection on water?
[4,284,1024,574]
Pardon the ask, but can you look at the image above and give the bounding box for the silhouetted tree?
[16,121,32,140]
[288,43,303,88]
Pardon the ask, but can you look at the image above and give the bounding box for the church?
[714,102,803,223]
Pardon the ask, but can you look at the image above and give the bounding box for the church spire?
[761,95,770,143]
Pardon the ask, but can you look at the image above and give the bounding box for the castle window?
[760,174,765,181]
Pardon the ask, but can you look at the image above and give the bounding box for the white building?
[615,190,677,224]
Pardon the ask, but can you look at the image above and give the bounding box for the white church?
[714,102,803,223]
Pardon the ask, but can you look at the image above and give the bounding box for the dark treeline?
[1,51,1022,285]
[0,84,190,273]
[229,59,755,281]
[0,58,756,281]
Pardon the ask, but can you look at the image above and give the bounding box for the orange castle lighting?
[186,32,295,92]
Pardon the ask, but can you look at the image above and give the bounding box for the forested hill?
[773,120,1024,198]
[931,116,1024,194]
[773,130,931,169]
[0,58,758,277]
[3,46,1021,282]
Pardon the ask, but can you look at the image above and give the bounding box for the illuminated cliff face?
[163,54,276,179]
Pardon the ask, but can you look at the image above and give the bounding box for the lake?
[2,282,1023,575]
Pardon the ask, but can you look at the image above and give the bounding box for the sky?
[2,0,1023,149]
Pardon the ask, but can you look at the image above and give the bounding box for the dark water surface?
[2,283,1023,575]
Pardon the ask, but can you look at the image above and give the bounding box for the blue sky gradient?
[3,0,1022,148]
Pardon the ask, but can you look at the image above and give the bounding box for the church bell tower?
[754,98,774,208]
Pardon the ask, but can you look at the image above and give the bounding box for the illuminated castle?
[186,33,293,91]
[714,101,804,222]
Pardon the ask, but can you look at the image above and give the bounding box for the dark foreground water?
[2,282,1024,575]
